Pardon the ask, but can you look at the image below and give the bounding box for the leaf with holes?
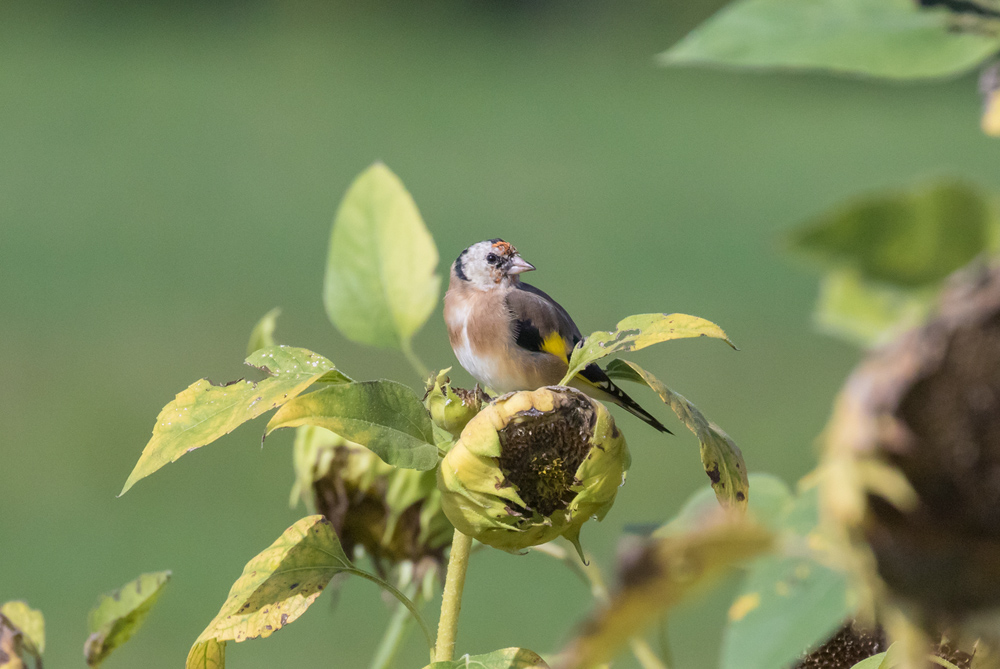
[84,571,171,667]
[557,515,773,669]
[426,647,550,669]
[0,602,43,657]
[659,0,1000,80]
[606,359,749,509]
[196,515,433,649]
[560,313,736,385]
[121,346,346,495]
[323,162,440,353]
[266,380,439,471]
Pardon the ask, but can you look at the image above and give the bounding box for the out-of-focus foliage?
[323,163,440,357]
[661,0,1000,80]
[246,308,281,356]
[425,647,550,669]
[0,602,43,658]
[84,571,172,667]
[786,180,1000,347]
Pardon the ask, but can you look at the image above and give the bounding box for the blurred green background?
[3,1,999,667]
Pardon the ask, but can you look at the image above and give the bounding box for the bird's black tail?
[574,364,673,434]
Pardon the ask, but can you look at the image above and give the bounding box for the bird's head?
[452,239,535,288]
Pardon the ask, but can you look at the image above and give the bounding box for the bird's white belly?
[453,326,513,392]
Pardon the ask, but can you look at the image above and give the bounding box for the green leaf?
[247,307,281,356]
[850,651,889,669]
[659,0,1000,80]
[720,485,852,669]
[186,639,226,669]
[606,359,749,509]
[788,181,998,287]
[84,571,171,667]
[560,313,736,385]
[558,516,773,668]
[196,515,432,649]
[0,602,43,656]
[266,381,439,471]
[121,346,340,495]
[426,648,550,669]
[323,162,440,352]
[813,269,935,348]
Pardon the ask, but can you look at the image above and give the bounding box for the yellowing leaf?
[246,307,281,356]
[84,571,171,667]
[323,163,440,352]
[186,639,226,669]
[0,614,27,669]
[0,602,43,656]
[121,346,342,495]
[195,515,433,649]
[606,359,749,509]
[426,647,550,668]
[560,313,736,385]
[556,516,773,669]
[266,380,439,471]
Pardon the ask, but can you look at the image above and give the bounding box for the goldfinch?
[444,239,671,434]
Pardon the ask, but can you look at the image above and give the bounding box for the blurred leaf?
[720,485,852,669]
[247,307,281,356]
[814,269,935,347]
[196,515,432,648]
[850,651,889,669]
[561,313,736,385]
[0,603,43,656]
[425,648,550,668]
[656,473,794,537]
[659,0,1000,79]
[556,516,773,669]
[186,639,226,669]
[121,346,340,495]
[606,359,749,509]
[84,571,171,667]
[289,425,347,510]
[0,614,27,669]
[266,380,439,471]
[788,181,998,287]
[323,162,440,352]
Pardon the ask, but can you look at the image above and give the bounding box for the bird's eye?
[486,253,498,265]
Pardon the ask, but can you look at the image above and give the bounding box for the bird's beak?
[507,255,535,275]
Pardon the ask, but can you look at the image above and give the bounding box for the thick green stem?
[434,530,474,662]
[370,580,421,669]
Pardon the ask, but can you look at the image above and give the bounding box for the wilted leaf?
[0,603,43,656]
[121,346,341,495]
[556,516,773,669]
[266,381,439,471]
[426,647,550,669]
[606,359,749,509]
[186,638,226,669]
[813,269,936,348]
[659,0,1000,80]
[721,484,852,669]
[84,571,171,667]
[560,313,736,385]
[0,615,28,669]
[323,162,440,352]
[247,308,281,355]
[196,515,433,649]
[788,181,998,288]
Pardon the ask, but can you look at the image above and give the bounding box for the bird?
[444,238,671,433]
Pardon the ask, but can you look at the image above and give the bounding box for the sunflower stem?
[434,529,473,662]
[370,578,421,669]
